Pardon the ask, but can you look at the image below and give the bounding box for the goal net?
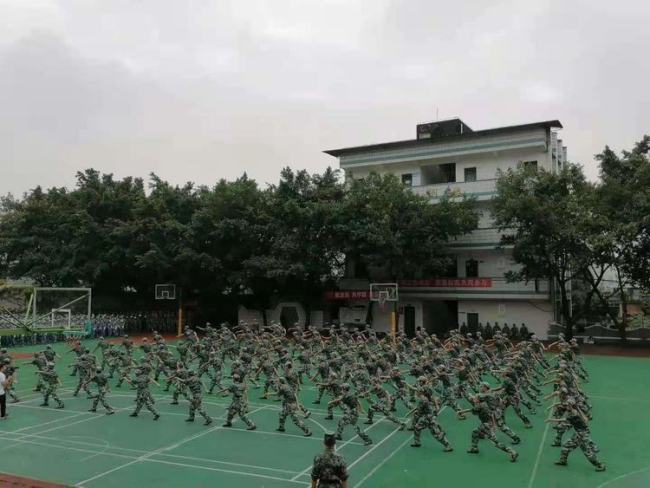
[0,286,92,331]
[32,288,92,331]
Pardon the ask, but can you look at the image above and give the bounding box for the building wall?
[458,299,553,338]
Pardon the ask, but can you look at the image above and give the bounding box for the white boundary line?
[354,435,411,488]
[0,432,307,485]
[527,422,550,488]
[595,466,650,488]
[74,406,266,487]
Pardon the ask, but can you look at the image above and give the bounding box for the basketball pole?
[177,286,183,338]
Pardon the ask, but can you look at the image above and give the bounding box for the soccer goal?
[31,287,92,331]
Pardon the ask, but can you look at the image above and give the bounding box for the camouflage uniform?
[276,379,311,436]
[39,365,64,408]
[129,374,159,420]
[410,392,452,450]
[170,366,191,404]
[332,386,372,445]
[311,448,349,488]
[31,353,47,392]
[184,372,212,425]
[87,369,115,414]
[555,409,605,471]
[223,377,256,430]
[467,399,518,462]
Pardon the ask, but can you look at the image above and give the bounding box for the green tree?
[492,164,593,339]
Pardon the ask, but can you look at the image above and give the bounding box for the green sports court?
[0,340,648,488]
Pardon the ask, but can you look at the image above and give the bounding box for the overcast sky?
[1,0,649,197]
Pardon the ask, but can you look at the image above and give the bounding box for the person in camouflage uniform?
[329,384,372,446]
[255,352,278,399]
[30,352,47,392]
[37,363,64,409]
[221,374,256,430]
[169,362,191,405]
[114,350,134,388]
[93,337,109,369]
[183,370,213,425]
[67,341,83,376]
[43,345,59,364]
[410,389,453,451]
[72,348,95,398]
[274,377,312,436]
[361,378,405,429]
[128,373,160,420]
[476,382,520,444]
[85,367,115,415]
[548,398,605,471]
[465,394,518,462]
[311,433,349,488]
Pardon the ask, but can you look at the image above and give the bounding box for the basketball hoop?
[369,283,398,312]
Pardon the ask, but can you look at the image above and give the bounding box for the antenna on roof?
[436,107,439,121]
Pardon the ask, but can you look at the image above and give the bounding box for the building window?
[465,259,479,278]
[521,160,538,171]
[428,163,456,184]
[401,173,413,187]
[464,167,477,182]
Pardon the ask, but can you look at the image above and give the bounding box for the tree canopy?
[0,167,477,323]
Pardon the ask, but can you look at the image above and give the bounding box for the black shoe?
[186,417,195,422]
[222,422,232,427]
[363,438,373,446]
[312,400,321,404]
[411,443,421,447]
[88,409,97,413]
[325,415,333,420]
[170,401,179,405]
[304,430,312,437]
[247,425,256,431]
[551,442,561,447]
[106,410,115,415]
[335,434,343,441]
[40,403,49,407]
[509,451,519,463]
[276,427,286,432]
[467,448,479,454]
[153,414,160,421]
[555,460,567,466]
[512,437,521,445]
[595,464,606,472]
[130,412,138,417]
[364,420,373,425]
[204,418,213,426]
[57,403,64,409]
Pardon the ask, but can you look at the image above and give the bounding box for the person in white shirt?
[0,363,9,419]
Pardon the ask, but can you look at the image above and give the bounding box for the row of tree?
[492,136,650,339]
[0,168,477,324]
[1,137,648,336]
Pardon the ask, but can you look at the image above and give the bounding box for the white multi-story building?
[325,118,566,339]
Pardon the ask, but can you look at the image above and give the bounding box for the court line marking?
[0,429,303,475]
[355,435,411,488]
[290,418,383,481]
[7,393,370,446]
[74,406,266,487]
[347,425,403,471]
[0,433,307,484]
[527,422,550,488]
[595,465,650,488]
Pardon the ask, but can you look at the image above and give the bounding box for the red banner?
[398,278,492,288]
[324,290,370,301]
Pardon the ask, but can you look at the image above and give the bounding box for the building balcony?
[399,277,550,300]
[411,178,497,201]
[448,227,514,249]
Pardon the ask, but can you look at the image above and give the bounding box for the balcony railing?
[448,227,511,247]
[412,178,497,201]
